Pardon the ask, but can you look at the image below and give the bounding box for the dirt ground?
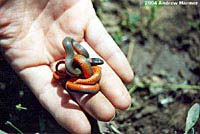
[0,0,200,133]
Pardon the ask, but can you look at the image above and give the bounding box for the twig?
[148,84,200,90]
[128,84,137,94]
[126,105,142,112]
[127,40,135,64]
[109,122,122,134]
[129,83,200,94]
[5,121,23,134]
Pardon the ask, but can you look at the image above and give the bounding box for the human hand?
[0,0,133,133]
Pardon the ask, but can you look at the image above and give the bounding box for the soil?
[0,0,200,133]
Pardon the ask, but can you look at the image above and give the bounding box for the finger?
[19,65,91,134]
[80,42,131,110]
[71,91,115,121]
[85,16,134,83]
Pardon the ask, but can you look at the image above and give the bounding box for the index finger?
[85,16,134,83]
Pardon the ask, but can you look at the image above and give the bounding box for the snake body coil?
[53,37,104,93]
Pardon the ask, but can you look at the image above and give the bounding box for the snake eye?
[89,58,104,65]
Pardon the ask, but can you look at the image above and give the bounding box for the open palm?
[0,0,133,133]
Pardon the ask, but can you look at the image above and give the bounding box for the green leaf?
[16,103,27,111]
[185,103,200,134]
[112,30,122,44]
[129,14,140,23]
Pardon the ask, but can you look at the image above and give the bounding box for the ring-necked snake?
[53,37,104,93]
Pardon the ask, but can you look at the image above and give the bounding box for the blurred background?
[0,0,200,133]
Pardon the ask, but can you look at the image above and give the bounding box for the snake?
[53,37,104,93]
[66,66,101,93]
[62,37,103,76]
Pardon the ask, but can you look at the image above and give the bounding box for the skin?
[0,0,134,133]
